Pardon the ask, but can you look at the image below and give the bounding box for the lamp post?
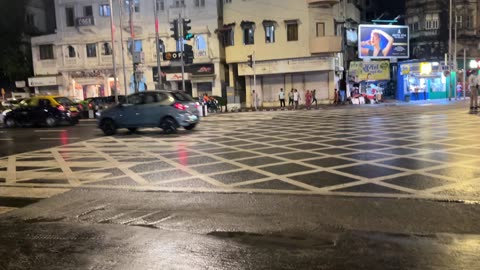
[108,0,118,103]
[448,0,452,101]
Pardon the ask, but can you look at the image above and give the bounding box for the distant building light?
[432,62,439,66]
[420,62,432,75]
[469,59,479,69]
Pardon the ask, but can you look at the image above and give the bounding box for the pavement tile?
[235,157,284,167]
[236,180,306,190]
[287,143,326,150]
[172,156,220,166]
[343,152,392,161]
[289,171,359,188]
[253,147,296,155]
[191,163,241,174]
[276,152,323,160]
[314,148,356,155]
[89,177,140,186]
[336,164,403,179]
[331,183,410,194]
[412,152,471,163]
[426,166,480,180]
[129,161,174,173]
[384,174,452,190]
[322,140,357,146]
[216,151,259,160]
[346,143,391,151]
[258,163,314,175]
[304,157,354,168]
[378,158,442,170]
[210,170,269,184]
[142,169,192,182]
[156,178,218,188]
[377,148,423,156]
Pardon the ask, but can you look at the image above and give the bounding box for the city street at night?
[2,102,480,269]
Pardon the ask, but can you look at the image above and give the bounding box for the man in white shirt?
[279,88,285,108]
[293,89,300,110]
[468,71,478,111]
[252,89,258,111]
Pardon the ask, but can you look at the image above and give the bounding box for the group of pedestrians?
[278,88,317,110]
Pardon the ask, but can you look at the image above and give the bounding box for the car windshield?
[54,97,73,105]
[171,92,195,102]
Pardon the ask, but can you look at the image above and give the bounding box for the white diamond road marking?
[1,103,480,202]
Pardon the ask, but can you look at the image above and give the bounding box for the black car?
[3,96,80,128]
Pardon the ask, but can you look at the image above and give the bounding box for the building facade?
[405,0,480,60]
[222,0,360,107]
[30,0,225,99]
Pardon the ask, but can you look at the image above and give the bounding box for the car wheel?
[45,117,57,127]
[101,119,117,136]
[4,117,16,128]
[127,128,137,132]
[184,124,196,130]
[160,117,177,134]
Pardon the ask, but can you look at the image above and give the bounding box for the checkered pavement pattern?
[2,103,480,201]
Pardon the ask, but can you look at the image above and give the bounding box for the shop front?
[348,60,390,104]
[28,76,61,96]
[153,63,217,98]
[397,61,454,101]
[67,69,117,100]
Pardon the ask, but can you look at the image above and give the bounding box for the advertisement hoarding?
[358,25,409,59]
[349,61,391,81]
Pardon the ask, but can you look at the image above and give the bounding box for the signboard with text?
[28,76,58,87]
[358,25,409,59]
[349,61,391,81]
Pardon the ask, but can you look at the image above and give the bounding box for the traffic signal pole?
[179,13,186,92]
[253,51,256,96]
[153,0,162,88]
[108,0,119,103]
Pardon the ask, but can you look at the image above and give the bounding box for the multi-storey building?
[222,0,360,106]
[30,0,224,99]
[405,0,480,60]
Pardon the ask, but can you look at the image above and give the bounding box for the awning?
[284,19,299,24]
[262,20,277,27]
[215,23,235,33]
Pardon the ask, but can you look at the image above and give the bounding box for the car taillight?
[88,103,93,109]
[57,105,65,111]
[173,103,186,111]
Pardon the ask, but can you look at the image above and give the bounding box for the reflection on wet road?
[2,104,480,201]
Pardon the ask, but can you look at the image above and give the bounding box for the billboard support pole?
[448,0,452,101]
[463,48,466,100]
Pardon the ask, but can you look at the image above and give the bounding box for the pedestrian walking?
[312,89,318,108]
[288,89,294,108]
[279,88,286,108]
[305,90,312,110]
[252,89,258,111]
[333,89,339,105]
[468,71,479,112]
[293,89,300,110]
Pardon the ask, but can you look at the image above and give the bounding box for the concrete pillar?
[328,70,335,103]
[229,64,235,88]
[246,76,252,108]
[213,62,222,96]
[192,82,198,98]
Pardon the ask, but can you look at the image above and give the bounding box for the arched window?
[67,45,76,58]
[102,42,112,55]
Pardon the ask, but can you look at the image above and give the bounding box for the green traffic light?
[185,33,194,40]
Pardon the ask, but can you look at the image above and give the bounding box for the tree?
[0,0,31,81]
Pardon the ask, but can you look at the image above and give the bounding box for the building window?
[241,22,255,45]
[316,22,325,37]
[194,0,205,7]
[224,0,232,3]
[286,22,298,41]
[133,40,142,52]
[196,35,207,51]
[66,46,76,58]
[425,14,439,30]
[99,4,111,17]
[84,5,93,16]
[156,0,165,11]
[65,7,75,27]
[264,24,275,43]
[466,15,474,29]
[224,27,234,46]
[125,0,140,12]
[86,44,97,58]
[26,13,35,27]
[175,0,185,8]
[39,45,54,60]
[157,39,165,53]
[102,42,112,55]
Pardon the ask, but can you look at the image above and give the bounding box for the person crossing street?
[279,88,286,108]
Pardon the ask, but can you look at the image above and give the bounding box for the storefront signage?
[468,60,480,69]
[358,25,409,59]
[15,81,26,88]
[76,16,95,27]
[420,62,432,75]
[349,61,390,81]
[166,73,190,81]
[28,76,58,87]
[70,69,113,78]
[401,65,410,75]
[153,64,214,81]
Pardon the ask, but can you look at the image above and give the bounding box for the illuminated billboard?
[358,25,409,59]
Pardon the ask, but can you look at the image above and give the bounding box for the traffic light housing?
[184,44,194,64]
[182,19,193,40]
[247,54,253,68]
[170,19,179,40]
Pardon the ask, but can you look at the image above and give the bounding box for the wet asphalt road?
[0,120,99,157]
[2,101,480,269]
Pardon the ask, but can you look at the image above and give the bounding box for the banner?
[349,61,390,81]
[358,25,409,59]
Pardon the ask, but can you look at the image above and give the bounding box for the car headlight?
[95,111,101,117]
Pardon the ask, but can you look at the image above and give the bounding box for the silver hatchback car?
[97,90,200,135]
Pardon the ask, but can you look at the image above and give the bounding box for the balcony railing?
[310,36,342,54]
